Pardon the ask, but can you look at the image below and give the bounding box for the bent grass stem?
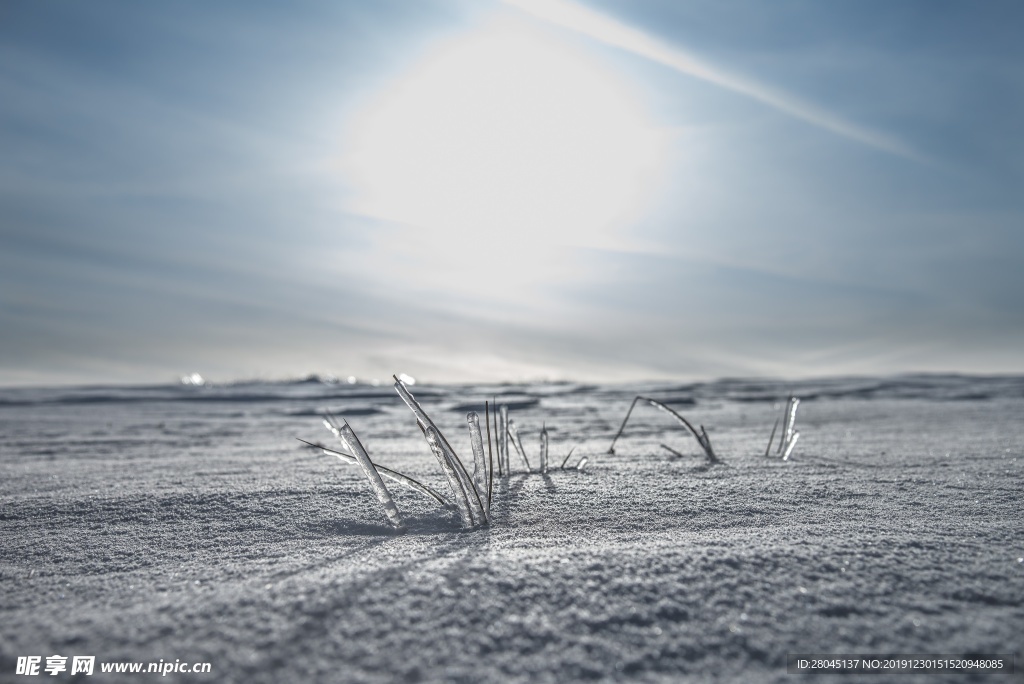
[608,396,718,464]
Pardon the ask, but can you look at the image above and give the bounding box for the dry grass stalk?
[660,444,686,459]
[608,395,718,464]
[764,418,779,457]
[558,446,577,470]
[507,419,533,472]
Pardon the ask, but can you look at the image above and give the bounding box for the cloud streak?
[504,0,917,159]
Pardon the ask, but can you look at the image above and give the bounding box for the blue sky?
[1,0,1022,385]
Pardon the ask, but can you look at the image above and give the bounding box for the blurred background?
[1,0,1022,386]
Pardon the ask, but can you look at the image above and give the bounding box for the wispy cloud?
[504,0,918,159]
[1,0,1020,385]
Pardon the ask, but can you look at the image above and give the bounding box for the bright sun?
[342,15,668,297]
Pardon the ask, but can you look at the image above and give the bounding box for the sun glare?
[342,15,668,299]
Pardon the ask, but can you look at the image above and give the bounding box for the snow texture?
[1,375,1023,683]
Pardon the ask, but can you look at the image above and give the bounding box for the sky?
[1,0,1022,386]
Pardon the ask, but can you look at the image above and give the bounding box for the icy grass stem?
[539,424,549,473]
[467,412,489,518]
[322,415,404,530]
[608,396,718,464]
[778,397,800,455]
[782,431,800,461]
[499,405,510,477]
[507,419,533,472]
[485,401,494,511]
[766,397,801,460]
[298,438,449,508]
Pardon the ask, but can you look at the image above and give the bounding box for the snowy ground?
[1,376,1022,682]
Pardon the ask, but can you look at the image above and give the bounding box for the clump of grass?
[608,395,718,464]
[302,379,584,532]
[765,396,801,460]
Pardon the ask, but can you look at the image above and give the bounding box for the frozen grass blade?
[322,416,404,530]
[558,446,577,470]
[499,404,510,477]
[782,430,800,461]
[778,397,800,455]
[298,438,450,508]
[699,425,713,459]
[491,399,502,476]
[766,396,801,460]
[539,424,549,473]
[608,395,718,464]
[410,411,471,524]
[467,412,489,518]
[394,376,487,528]
[507,419,533,472]
[765,418,779,457]
[424,426,475,528]
[485,400,495,510]
[438,429,487,527]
